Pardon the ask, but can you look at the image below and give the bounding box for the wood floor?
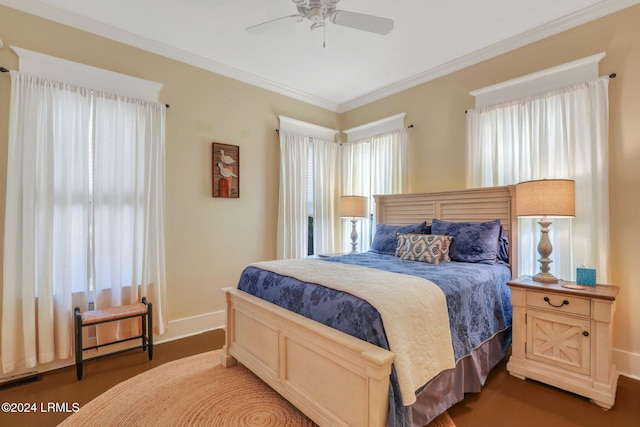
[448,355,640,427]
[1,329,638,427]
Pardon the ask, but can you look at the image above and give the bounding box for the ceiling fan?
[246,0,394,39]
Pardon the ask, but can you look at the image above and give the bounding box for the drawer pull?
[583,331,590,337]
[544,296,569,308]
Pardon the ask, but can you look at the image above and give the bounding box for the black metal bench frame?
[74,297,153,380]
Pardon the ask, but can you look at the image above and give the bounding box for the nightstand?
[506,275,619,409]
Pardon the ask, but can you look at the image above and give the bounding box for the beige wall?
[342,6,640,357]
[0,3,639,371]
[0,5,338,325]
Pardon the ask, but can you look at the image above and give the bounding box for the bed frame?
[221,185,517,427]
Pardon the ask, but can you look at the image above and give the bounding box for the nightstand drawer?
[526,290,590,317]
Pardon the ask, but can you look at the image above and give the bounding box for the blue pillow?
[431,219,502,264]
[369,222,430,255]
[497,225,510,264]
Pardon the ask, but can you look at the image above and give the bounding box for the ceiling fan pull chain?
[323,20,326,48]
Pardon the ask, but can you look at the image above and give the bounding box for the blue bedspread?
[236,252,512,427]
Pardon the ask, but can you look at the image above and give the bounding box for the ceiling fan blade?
[330,10,394,35]
[246,14,302,34]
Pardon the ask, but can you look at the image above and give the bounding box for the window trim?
[278,116,338,141]
[12,46,163,102]
[343,113,407,142]
[470,52,605,108]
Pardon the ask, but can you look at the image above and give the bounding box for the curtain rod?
[464,73,618,114]
[0,67,170,108]
[276,124,414,134]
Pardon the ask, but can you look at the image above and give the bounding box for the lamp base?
[533,217,558,284]
[349,218,359,254]
[532,272,559,284]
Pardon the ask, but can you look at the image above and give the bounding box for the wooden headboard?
[374,186,518,277]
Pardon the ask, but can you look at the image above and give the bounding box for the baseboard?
[155,309,225,344]
[614,348,640,381]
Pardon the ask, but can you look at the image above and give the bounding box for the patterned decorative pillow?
[399,234,444,264]
[369,222,431,255]
[431,219,502,265]
[395,233,451,260]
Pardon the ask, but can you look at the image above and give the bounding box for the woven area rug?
[59,350,455,427]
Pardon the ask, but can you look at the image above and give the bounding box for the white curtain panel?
[92,92,167,343]
[466,76,610,282]
[277,131,309,259]
[340,140,371,252]
[3,72,91,373]
[340,128,408,252]
[312,139,340,255]
[2,72,167,374]
[370,129,408,199]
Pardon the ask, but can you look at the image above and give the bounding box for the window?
[277,115,406,257]
[341,114,408,252]
[466,54,610,282]
[277,116,339,259]
[307,138,314,255]
[2,49,167,374]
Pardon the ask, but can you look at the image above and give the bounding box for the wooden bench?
[74,297,153,380]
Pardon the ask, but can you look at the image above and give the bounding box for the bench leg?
[74,307,83,381]
[147,301,153,361]
[141,302,148,352]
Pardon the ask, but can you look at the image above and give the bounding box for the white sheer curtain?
[341,140,371,252]
[312,139,340,255]
[2,72,91,373]
[92,92,167,343]
[340,128,408,252]
[2,72,166,374]
[466,76,610,282]
[277,131,309,259]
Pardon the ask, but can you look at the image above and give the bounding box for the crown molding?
[2,0,638,114]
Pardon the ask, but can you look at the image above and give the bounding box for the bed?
[221,185,518,427]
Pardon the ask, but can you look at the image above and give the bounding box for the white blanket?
[250,259,455,406]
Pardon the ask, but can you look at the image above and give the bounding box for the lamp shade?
[516,179,575,218]
[339,195,368,218]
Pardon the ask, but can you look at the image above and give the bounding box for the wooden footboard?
[221,287,395,427]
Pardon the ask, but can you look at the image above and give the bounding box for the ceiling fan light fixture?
[306,7,324,23]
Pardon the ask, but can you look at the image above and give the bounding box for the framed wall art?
[212,142,240,198]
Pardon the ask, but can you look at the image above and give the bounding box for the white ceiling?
[1,0,638,112]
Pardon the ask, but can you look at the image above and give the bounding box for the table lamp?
[339,195,368,254]
[516,179,575,283]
